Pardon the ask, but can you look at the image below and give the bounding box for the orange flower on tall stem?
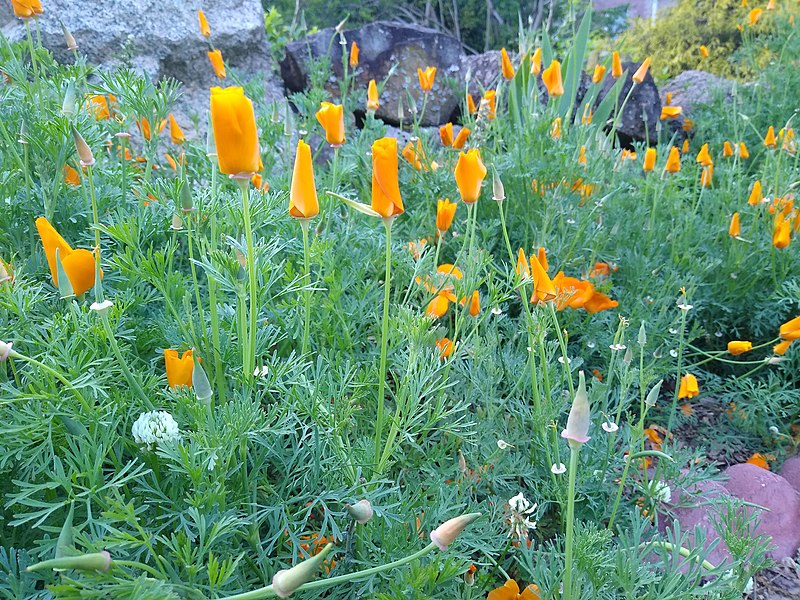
[198,10,211,37]
[164,349,194,388]
[678,374,699,399]
[643,148,656,172]
[612,51,623,77]
[208,49,226,79]
[452,127,470,149]
[315,102,345,147]
[748,181,762,206]
[764,126,777,148]
[729,212,740,237]
[541,60,564,97]
[481,90,496,120]
[367,79,379,111]
[371,138,404,218]
[436,198,457,234]
[436,337,454,359]
[773,214,791,249]
[500,48,515,80]
[289,140,319,219]
[349,41,359,67]
[530,47,542,76]
[664,147,681,173]
[169,114,185,145]
[487,579,541,600]
[632,57,652,84]
[727,341,753,355]
[210,86,259,176]
[35,217,99,297]
[454,149,487,204]
[592,64,606,83]
[417,66,436,92]
[63,164,81,187]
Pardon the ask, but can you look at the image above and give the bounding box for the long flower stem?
[374,218,393,472]
[207,166,226,404]
[563,443,581,600]
[25,21,38,80]
[13,352,91,412]
[217,543,438,600]
[238,179,258,380]
[300,219,312,355]
[86,166,101,258]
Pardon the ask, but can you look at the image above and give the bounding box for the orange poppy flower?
[371,137,404,218]
[729,212,740,237]
[664,147,681,173]
[439,123,454,147]
[537,247,548,271]
[454,149,487,204]
[764,126,777,148]
[748,181,762,206]
[643,148,656,172]
[63,164,81,187]
[583,290,619,313]
[436,198,457,233]
[169,114,184,145]
[466,94,477,114]
[500,48,515,80]
[198,10,211,37]
[773,214,791,249]
[289,140,319,220]
[632,57,651,84]
[417,66,436,92]
[746,453,770,470]
[592,64,606,84]
[529,255,556,303]
[739,142,749,159]
[164,349,194,388]
[487,579,541,600]
[530,47,542,76]
[722,141,734,157]
[35,217,98,297]
[208,49,226,79]
[315,102,345,147]
[727,340,752,355]
[780,315,800,341]
[700,164,713,188]
[612,51,622,77]
[678,374,699,399]
[436,337,454,359]
[550,117,562,140]
[699,45,709,58]
[541,60,564,97]
[481,90,497,120]
[696,143,713,167]
[367,79,379,111]
[660,106,682,120]
[452,127,470,149]
[349,41,359,67]
[210,86,260,176]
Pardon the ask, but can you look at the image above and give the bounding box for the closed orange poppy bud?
[35,217,98,297]
[739,142,749,158]
[427,292,451,319]
[660,106,682,120]
[530,47,542,76]
[665,92,673,105]
[251,173,270,192]
[747,180,762,206]
[417,67,436,92]
[210,86,260,176]
[164,349,194,388]
[700,164,713,187]
[198,10,211,37]
[577,145,587,166]
[592,64,606,84]
[481,90,496,120]
[63,164,81,187]
[165,153,178,171]
[289,140,319,220]
[436,337,454,359]
[729,212,740,237]
[516,248,530,278]
[367,79,379,111]
[643,148,657,172]
[500,48,514,80]
[537,247,548,271]
[439,123,454,147]
[550,117,562,140]
[764,126,777,148]
[749,7,762,25]
[402,139,426,171]
[632,57,652,84]
[349,41,359,67]
[452,127,470,149]
[315,102,345,146]
[371,137,404,218]
[612,51,623,77]
[454,149,487,204]
[10,0,37,18]
[468,290,480,317]
[169,114,184,145]
[696,143,713,167]
[773,214,791,249]
[727,341,753,355]
[780,315,800,341]
[88,95,111,120]
[665,147,681,173]
[723,141,734,157]
[681,139,690,154]
[436,198,457,233]
[466,94,477,114]
[208,49,226,79]
[678,373,699,399]
[774,339,793,355]
[542,60,564,97]
[530,255,556,302]
[699,45,709,58]
[581,105,593,125]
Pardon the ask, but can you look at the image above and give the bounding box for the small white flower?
[253,365,269,377]
[653,481,672,503]
[132,411,180,448]
[566,218,576,224]
[527,346,532,352]
[497,439,514,450]
[715,331,724,338]
[678,303,693,312]
[769,426,780,435]
[586,340,596,349]
[507,492,537,540]
[669,328,679,335]
[609,343,627,351]
[601,421,618,433]
[207,449,218,471]
[90,299,113,312]
[669,349,678,358]
[551,463,566,474]
[557,356,571,365]
[491,307,503,315]
[730,273,738,280]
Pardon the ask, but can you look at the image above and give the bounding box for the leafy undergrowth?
[1,3,799,600]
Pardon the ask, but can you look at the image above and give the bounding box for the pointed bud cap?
[637,321,647,347]
[561,370,591,446]
[55,248,75,299]
[272,543,334,598]
[61,22,78,50]
[492,169,505,202]
[61,81,77,118]
[429,512,481,551]
[192,352,213,405]
[180,179,194,213]
[26,551,112,573]
[0,340,17,362]
[71,125,95,167]
[645,380,663,408]
[345,499,374,524]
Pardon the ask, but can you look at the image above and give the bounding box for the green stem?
[100,313,151,408]
[238,179,258,380]
[374,217,393,472]
[638,541,717,571]
[300,219,312,355]
[86,166,101,257]
[563,443,580,600]
[24,20,38,80]
[207,169,226,404]
[13,353,91,412]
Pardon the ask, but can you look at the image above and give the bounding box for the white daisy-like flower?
[551,463,566,474]
[90,299,113,312]
[601,421,618,433]
[507,493,537,540]
[609,343,627,351]
[131,411,181,448]
[497,439,514,450]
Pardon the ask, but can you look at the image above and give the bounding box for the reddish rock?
[723,463,800,560]
[779,456,800,494]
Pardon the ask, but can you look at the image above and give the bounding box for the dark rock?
[723,463,800,560]
[281,21,464,127]
[662,70,735,115]
[462,50,501,98]
[596,60,661,145]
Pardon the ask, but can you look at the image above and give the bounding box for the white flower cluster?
[132,410,181,447]
[507,492,537,540]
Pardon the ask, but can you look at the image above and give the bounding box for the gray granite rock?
[661,70,735,115]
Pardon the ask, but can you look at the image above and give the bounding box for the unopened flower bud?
[62,22,78,50]
[492,169,505,202]
[637,321,647,347]
[645,379,663,408]
[561,370,590,447]
[170,213,183,231]
[61,81,77,118]
[180,180,194,213]
[71,125,95,167]
[55,248,75,299]
[0,340,17,362]
[623,347,633,365]
[0,258,12,286]
[192,353,213,405]
[26,551,112,573]
[345,499,374,524]
[272,543,334,598]
[429,512,481,551]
